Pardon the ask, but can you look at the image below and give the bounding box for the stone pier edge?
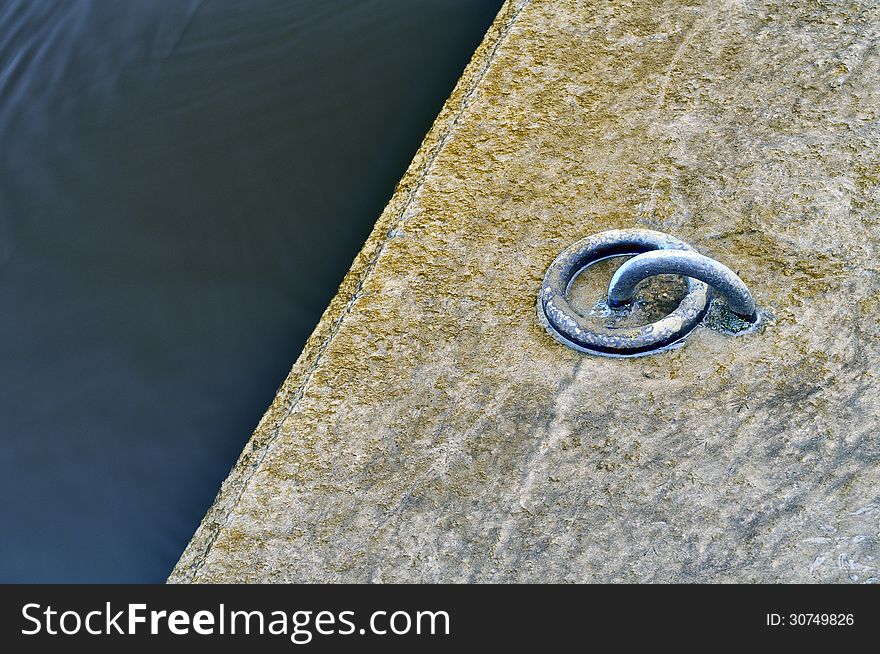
[168,0,529,583]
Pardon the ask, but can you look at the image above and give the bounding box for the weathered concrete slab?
[170,0,880,583]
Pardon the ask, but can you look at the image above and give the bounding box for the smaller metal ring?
[537,229,710,357]
[608,249,757,320]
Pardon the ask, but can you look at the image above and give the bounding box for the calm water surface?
[0,0,502,581]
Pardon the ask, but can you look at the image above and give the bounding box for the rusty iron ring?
[537,229,711,357]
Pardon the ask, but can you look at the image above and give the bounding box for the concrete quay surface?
[170,0,880,583]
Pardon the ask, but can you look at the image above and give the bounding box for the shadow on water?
[0,0,503,582]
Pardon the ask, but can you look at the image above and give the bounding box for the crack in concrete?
[491,357,585,566]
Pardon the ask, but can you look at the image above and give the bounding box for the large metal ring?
[537,229,711,357]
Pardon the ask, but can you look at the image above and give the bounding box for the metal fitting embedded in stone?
[537,229,756,357]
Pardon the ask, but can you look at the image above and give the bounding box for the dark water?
[0,0,502,582]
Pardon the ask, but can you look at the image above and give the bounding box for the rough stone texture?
[170,0,880,583]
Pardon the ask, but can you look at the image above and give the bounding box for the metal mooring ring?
[537,229,723,357]
[607,249,757,320]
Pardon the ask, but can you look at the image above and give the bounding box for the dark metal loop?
[537,229,711,357]
[608,249,756,320]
